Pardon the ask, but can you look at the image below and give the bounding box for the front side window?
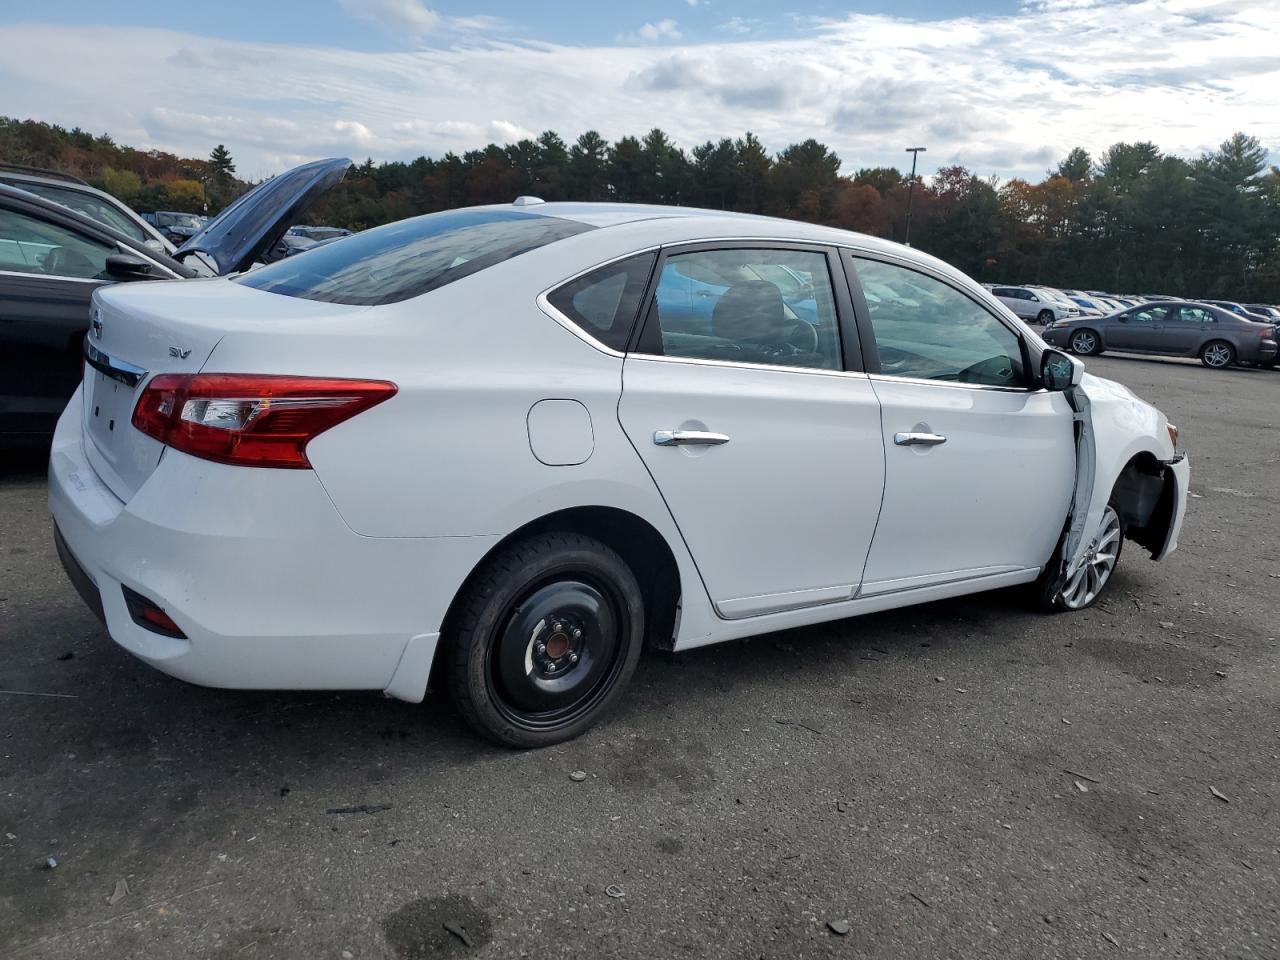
[237,209,594,306]
[1128,305,1169,324]
[851,257,1026,387]
[0,207,112,278]
[546,252,656,352]
[643,248,842,371]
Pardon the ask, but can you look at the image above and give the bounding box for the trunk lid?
[82,279,366,501]
[174,158,350,277]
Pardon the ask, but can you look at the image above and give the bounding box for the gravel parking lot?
[1,353,1277,959]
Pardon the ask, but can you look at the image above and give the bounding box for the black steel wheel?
[446,532,644,748]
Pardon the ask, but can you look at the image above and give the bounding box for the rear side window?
[237,209,595,306]
[546,252,656,352]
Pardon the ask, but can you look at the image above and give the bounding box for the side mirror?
[105,252,162,281]
[1041,348,1084,391]
[1029,294,1040,302]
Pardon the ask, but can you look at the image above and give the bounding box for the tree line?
[4,115,1279,300]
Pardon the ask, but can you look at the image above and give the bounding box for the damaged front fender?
[1048,371,1189,598]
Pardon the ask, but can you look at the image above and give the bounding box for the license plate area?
[86,369,140,454]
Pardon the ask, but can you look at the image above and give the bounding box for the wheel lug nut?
[546,663,557,673]
[568,652,579,664]
[535,642,546,655]
[572,628,582,639]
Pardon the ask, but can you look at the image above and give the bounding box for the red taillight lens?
[131,374,396,468]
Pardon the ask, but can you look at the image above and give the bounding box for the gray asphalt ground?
[1,353,1277,959]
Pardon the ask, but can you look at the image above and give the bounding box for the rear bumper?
[48,389,496,702]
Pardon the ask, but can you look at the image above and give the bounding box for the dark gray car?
[1041,300,1278,369]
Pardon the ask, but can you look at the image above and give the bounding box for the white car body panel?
[618,356,884,618]
[48,204,1190,703]
[860,376,1076,591]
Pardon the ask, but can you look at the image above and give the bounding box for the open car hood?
[174,158,350,276]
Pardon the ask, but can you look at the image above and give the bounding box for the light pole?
[903,146,926,246]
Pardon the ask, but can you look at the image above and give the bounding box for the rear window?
[237,208,594,306]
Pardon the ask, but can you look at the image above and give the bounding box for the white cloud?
[334,0,512,39]
[337,0,439,37]
[2,1,1279,181]
[718,16,760,35]
[618,19,682,42]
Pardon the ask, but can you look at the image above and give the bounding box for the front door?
[1106,304,1169,352]
[0,204,113,437]
[845,255,1076,593]
[619,244,886,619]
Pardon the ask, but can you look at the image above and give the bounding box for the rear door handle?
[894,432,947,447]
[654,430,730,447]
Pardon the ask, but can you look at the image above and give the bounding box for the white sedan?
[50,201,1189,747]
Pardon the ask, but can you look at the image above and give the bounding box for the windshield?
[157,212,203,229]
[237,208,594,306]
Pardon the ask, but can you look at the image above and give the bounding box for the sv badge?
[168,346,192,359]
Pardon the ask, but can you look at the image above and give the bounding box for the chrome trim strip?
[83,340,147,387]
[0,269,104,284]
[626,352,871,380]
[868,372,1037,394]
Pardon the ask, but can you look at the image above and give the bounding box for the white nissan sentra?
[50,192,1189,747]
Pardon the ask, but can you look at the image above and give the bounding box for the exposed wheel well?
[432,507,683,690]
[1110,452,1176,557]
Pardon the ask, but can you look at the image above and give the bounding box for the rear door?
[1162,304,1215,355]
[618,243,886,619]
[844,254,1075,592]
[0,202,113,438]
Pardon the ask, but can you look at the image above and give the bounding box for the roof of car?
[0,162,89,186]
[506,199,941,261]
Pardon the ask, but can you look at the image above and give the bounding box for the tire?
[445,531,645,748]
[1035,504,1125,612]
[1037,309,1054,324]
[1199,340,1235,369]
[1069,328,1102,356]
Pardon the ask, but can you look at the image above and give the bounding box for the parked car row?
[986,281,1280,370]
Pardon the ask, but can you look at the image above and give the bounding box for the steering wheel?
[42,246,68,275]
[781,319,820,354]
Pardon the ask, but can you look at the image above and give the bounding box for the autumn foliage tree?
[4,115,1278,300]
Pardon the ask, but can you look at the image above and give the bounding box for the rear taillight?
[132,374,396,468]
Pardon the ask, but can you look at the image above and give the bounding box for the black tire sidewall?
[1038,309,1054,324]
[450,533,645,748]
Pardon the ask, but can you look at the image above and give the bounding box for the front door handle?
[654,429,730,447]
[894,431,947,447]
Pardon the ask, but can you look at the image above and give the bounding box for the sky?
[2,0,1278,181]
